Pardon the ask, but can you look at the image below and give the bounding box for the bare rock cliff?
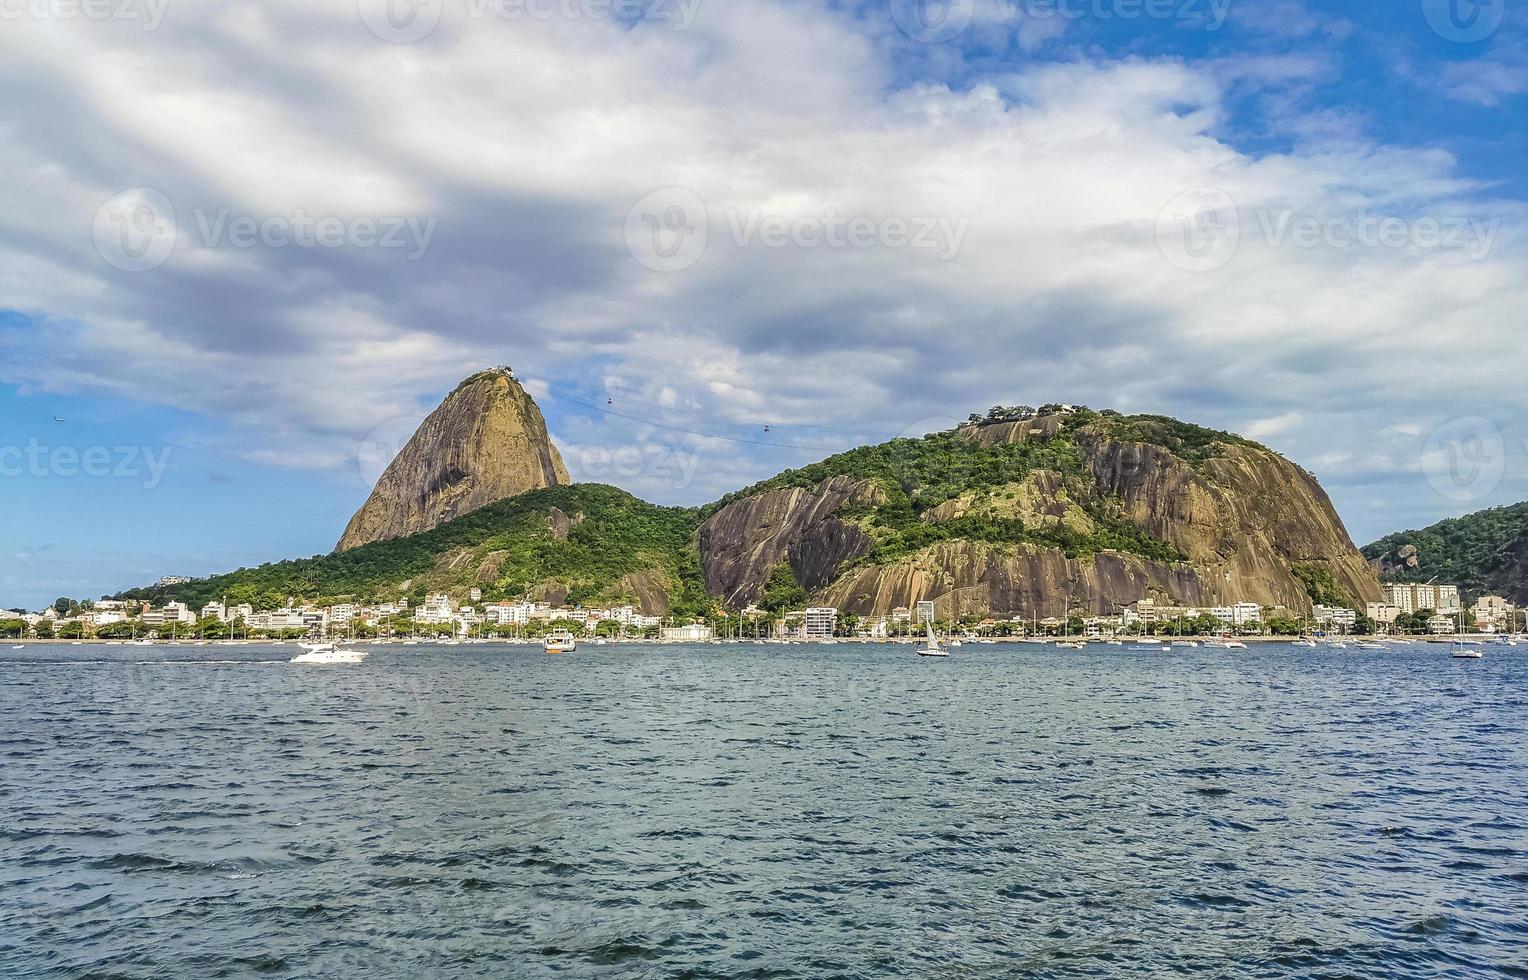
[336,368,569,551]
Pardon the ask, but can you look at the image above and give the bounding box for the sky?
[1,0,1525,610]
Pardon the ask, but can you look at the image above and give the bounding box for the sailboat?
[1451,614,1483,659]
[916,620,949,658]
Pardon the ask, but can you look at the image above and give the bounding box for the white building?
[485,603,530,626]
[142,601,195,627]
[803,607,838,639]
[1382,583,1461,614]
[891,606,911,623]
[915,600,935,625]
[1209,603,1261,628]
[1471,595,1515,630]
[415,593,454,624]
[659,623,714,642]
[1365,602,1401,626]
[1428,613,1458,635]
[1312,605,1357,631]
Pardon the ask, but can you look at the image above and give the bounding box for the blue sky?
[1,0,1526,609]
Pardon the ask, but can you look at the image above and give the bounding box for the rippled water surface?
[2,641,1524,978]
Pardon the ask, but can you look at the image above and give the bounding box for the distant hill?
[1363,501,1528,602]
[121,484,708,618]
[124,378,1382,622]
[698,407,1378,618]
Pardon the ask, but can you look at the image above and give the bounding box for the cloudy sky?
[1,0,1525,608]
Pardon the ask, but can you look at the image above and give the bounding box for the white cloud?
[0,0,1524,543]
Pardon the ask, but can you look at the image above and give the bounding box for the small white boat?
[1451,647,1484,659]
[10,644,22,650]
[1291,639,1317,647]
[290,642,368,665]
[1177,641,1199,648]
[1055,641,1084,650]
[543,630,577,654]
[1357,642,1386,650]
[916,622,949,658]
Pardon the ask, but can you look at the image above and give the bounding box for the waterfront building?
[803,607,838,639]
[1312,605,1357,631]
[415,593,454,624]
[915,600,935,625]
[1365,602,1401,625]
[1382,583,1462,614]
[660,623,714,642]
[891,606,911,623]
[1428,614,1457,635]
[1471,595,1515,630]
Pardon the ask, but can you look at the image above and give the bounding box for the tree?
[759,562,807,614]
[33,621,54,640]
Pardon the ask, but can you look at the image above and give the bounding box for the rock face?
[698,476,884,607]
[336,368,569,551]
[697,413,1380,617]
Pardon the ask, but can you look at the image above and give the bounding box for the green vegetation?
[708,412,1207,567]
[1290,562,1356,608]
[759,562,807,613]
[113,405,1281,616]
[1065,410,1260,467]
[1363,501,1528,596]
[708,428,1087,517]
[120,484,714,619]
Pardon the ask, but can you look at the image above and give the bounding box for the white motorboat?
[1177,641,1199,648]
[543,630,577,654]
[290,642,368,665]
[1357,641,1386,650]
[916,622,949,658]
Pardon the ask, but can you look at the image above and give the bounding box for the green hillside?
[705,408,1199,564]
[121,484,711,616]
[1363,500,1528,596]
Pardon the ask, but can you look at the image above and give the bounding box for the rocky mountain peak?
[335,369,569,551]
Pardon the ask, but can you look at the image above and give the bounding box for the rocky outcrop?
[698,476,884,607]
[698,413,1379,616]
[820,540,1210,618]
[337,368,569,551]
[1080,437,1379,609]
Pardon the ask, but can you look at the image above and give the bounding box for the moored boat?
[543,630,577,654]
